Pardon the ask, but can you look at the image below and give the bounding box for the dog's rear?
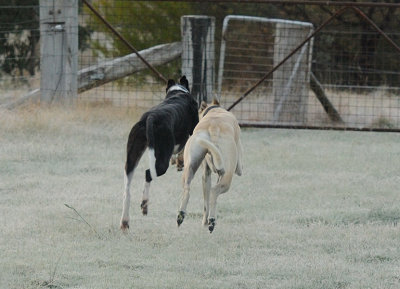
[193,100,242,177]
[177,101,242,232]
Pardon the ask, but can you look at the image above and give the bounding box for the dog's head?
[199,99,220,118]
[166,76,190,95]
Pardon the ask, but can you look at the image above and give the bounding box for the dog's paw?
[208,218,216,233]
[217,168,225,176]
[141,200,148,215]
[176,161,184,171]
[177,211,185,226]
[120,220,129,231]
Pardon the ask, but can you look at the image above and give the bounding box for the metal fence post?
[181,15,215,105]
[40,0,78,104]
[272,21,314,124]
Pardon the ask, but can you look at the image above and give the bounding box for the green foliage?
[276,1,400,86]
[2,1,399,87]
[0,1,91,81]
[191,2,400,87]
[0,1,40,79]
[91,1,191,53]
[87,1,193,83]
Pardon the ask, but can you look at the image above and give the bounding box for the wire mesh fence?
[0,4,40,103]
[1,1,400,131]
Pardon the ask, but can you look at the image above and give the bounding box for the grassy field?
[1,105,400,289]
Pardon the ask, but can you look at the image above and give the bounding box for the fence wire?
[1,1,400,131]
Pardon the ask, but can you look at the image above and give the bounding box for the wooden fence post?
[40,0,78,104]
[181,16,215,105]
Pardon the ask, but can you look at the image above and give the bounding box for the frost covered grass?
[1,105,400,289]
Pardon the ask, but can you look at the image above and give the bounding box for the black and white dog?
[120,76,199,230]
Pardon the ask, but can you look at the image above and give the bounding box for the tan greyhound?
[177,100,243,233]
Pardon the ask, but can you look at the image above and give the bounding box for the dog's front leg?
[170,151,184,171]
[176,150,184,171]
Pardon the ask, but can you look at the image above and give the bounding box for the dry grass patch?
[1,105,400,289]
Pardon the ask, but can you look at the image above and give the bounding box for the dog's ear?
[212,99,220,106]
[179,76,190,92]
[166,79,175,92]
[199,101,208,113]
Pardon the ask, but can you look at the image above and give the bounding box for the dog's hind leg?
[208,173,232,233]
[177,138,206,226]
[202,162,212,226]
[177,165,197,227]
[177,166,194,226]
[235,139,243,176]
[121,124,147,230]
[121,170,134,230]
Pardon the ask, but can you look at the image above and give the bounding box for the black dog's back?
[142,94,198,146]
[125,76,198,178]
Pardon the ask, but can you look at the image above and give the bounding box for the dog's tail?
[146,115,157,179]
[197,138,225,175]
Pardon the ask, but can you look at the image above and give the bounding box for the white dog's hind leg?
[148,148,157,180]
[120,170,133,229]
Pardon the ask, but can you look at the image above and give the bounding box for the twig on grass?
[33,249,64,289]
[64,203,102,239]
[48,249,64,288]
